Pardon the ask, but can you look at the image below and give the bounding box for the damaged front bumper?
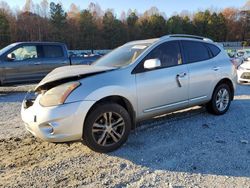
[21,92,96,142]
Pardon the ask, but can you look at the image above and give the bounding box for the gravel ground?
[0,83,250,188]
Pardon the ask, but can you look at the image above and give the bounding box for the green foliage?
[242,41,250,47]
[127,12,139,41]
[167,15,195,35]
[102,11,127,49]
[78,10,98,49]
[127,12,138,26]
[50,2,67,28]
[192,10,228,41]
[182,16,195,34]
[50,2,67,41]
[193,10,211,36]
[167,15,184,34]
[138,14,167,39]
[148,15,167,37]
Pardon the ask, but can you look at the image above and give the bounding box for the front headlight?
[40,81,80,107]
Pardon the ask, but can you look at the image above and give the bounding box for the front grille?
[23,99,35,109]
[23,91,38,109]
[241,72,250,79]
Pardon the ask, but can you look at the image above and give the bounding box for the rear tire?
[83,103,131,153]
[206,83,232,115]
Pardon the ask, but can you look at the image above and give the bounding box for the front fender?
[86,85,136,107]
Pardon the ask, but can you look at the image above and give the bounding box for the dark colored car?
[0,42,100,85]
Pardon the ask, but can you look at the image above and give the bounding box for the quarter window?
[182,41,210,63]
[205,43,221,57]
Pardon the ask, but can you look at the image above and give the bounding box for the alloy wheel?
[92,112,126,147]
[215,88,230,112]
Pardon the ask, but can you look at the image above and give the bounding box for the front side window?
[9,46,38,61]
[182,41,210,63]
[133,41,182,73]
[144,41,182,68]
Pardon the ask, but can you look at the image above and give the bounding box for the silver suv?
[21,35,237,152]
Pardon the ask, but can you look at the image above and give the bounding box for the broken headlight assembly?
[39,81,80,107]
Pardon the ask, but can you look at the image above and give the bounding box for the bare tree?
[23,0,34,13]
[88,2,104,18]
[68,3,80,19]
[40,0,49,18]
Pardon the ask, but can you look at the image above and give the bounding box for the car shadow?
[109,99,250,178]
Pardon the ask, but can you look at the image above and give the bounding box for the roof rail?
[162,34,213,42]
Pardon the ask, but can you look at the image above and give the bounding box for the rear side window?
[144,41,182,68]
[182,41,210,63]
[205,43,221,57]
[43,45,64,58]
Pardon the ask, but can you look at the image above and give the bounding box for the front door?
[2,45,44,83]
[134,41,189,119]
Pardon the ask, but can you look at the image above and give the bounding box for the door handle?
[177,72,187,78]
[176,72,187,87]
[34,62,41,65]
[213,66,220,71]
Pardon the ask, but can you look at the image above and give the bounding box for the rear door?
[39,45,69,75]
[3,45,44,83]
[181,40,218,105]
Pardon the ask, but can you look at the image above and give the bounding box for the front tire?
[83,103,131,153]
[206,83,232,115]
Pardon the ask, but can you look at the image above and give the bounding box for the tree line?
[0,0,249,50]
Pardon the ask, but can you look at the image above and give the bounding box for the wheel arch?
[213,78,234,100]
[83,95,136,136]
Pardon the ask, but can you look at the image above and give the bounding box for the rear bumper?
[21,96,96,142]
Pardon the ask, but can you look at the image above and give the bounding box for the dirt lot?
[0,84,250,187]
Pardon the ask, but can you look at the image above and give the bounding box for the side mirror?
[7,53,16,61]
[144,58,161,69]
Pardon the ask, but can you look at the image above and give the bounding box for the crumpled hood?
[35,65,115,91]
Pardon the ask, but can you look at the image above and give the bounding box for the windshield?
[0,43,17,56]
[93,43,151,67]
